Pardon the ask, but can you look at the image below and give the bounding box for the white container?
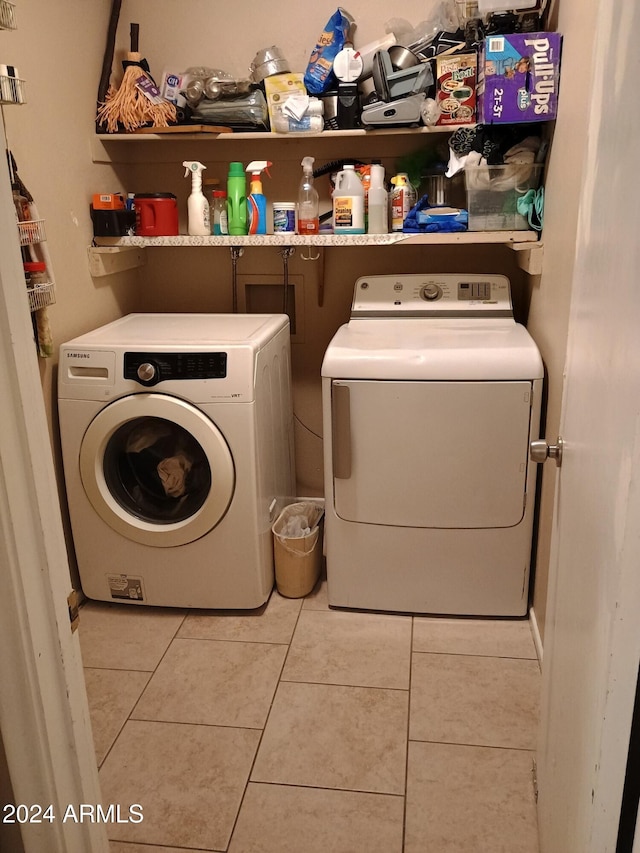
[273,202,296,233]
[478,0,536,12]
[358,33,397,79]
[333,165,365,235]
[367,164,389,234]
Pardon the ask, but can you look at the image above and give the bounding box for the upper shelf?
[91,125,460,164]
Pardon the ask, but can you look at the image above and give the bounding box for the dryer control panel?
[350,274,513,318]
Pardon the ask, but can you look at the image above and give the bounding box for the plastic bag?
[385,1,459,54]
[304,8,354,95]
[272,501,324,556]
[192,89,269,128]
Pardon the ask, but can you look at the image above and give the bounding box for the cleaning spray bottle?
[245,160,272,235]
[227,161,247,236]
[183,161,210,236]
[297,156,319,235]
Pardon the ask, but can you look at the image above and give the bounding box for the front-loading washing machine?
[59,313,295,608]
[321,274,543,616]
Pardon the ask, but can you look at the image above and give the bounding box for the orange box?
[92,193,124,210]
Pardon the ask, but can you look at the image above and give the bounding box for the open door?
[536,2,640,850]
[0,111,109,852]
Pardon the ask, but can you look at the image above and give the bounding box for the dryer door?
[80,394,235,547]
[332,379,533,529]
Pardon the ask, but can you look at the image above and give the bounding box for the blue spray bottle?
[246,160,272,235]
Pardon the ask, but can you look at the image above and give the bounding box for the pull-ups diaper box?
[478,32,562,124]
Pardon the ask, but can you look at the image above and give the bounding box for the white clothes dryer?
[59,313,295,609]
[321,274,543,616]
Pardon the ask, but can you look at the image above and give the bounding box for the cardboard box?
[264,73,307,129]
[479,32,562,123]
[435,53,477,127]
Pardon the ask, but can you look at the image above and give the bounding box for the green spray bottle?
[227,161,247,236]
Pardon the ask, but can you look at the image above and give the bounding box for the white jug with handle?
[333,165,365,234]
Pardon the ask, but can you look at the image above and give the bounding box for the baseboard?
[529,605,543,664]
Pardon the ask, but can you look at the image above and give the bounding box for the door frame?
[0,111,108,853]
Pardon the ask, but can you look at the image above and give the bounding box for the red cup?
[134,193,179,236]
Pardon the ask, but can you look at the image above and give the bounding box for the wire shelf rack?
[0,1,16,30]
[27,282,56,312]
[18,219,46,245]
[0,75,24,103]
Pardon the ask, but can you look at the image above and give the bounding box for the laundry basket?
[272,499,324,598]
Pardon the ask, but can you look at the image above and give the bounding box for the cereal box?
[478,32,562,123]
[435,53,477,127]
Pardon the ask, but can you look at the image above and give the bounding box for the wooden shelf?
[94,125,460,141]
[90,231,543,274]
[93,231,539,248]
[90,125,459,164]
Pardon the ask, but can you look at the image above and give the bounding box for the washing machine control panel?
[124,352,228,386]
[351,274,513,317]
[420,283,443,301]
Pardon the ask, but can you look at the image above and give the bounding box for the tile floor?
[79,577,541,853]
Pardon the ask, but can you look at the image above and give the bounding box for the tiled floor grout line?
[245,778,406,797]
[92,669,153,771]
[402,616,415,851]
[277,677,411,692]
[411,649,539,661]
[224,598,306,851]
[93,608,188,770]
[407,737,537,752]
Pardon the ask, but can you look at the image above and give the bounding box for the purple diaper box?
[479,32,562,124]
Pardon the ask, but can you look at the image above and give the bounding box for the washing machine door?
[79,394,235,547]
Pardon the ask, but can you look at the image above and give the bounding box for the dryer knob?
[421,283,442,301]
[137,362,157,383]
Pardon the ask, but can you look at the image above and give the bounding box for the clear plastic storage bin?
[465,164,543,231]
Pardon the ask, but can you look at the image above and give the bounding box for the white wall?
[0,0,139,586]
[527,0,596,639]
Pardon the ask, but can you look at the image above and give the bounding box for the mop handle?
[97,0,122,105]
[130,23,139,53]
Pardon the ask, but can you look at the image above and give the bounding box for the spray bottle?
[182,161,210,236]
[227,161,247,236]
[245,160,272,235]
[297,156,319,235]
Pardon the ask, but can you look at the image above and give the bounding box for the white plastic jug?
[333,165,365,234]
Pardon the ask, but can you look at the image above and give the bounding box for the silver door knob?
[530,436,563,467]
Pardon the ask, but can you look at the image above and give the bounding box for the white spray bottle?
[183,161,210,236]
